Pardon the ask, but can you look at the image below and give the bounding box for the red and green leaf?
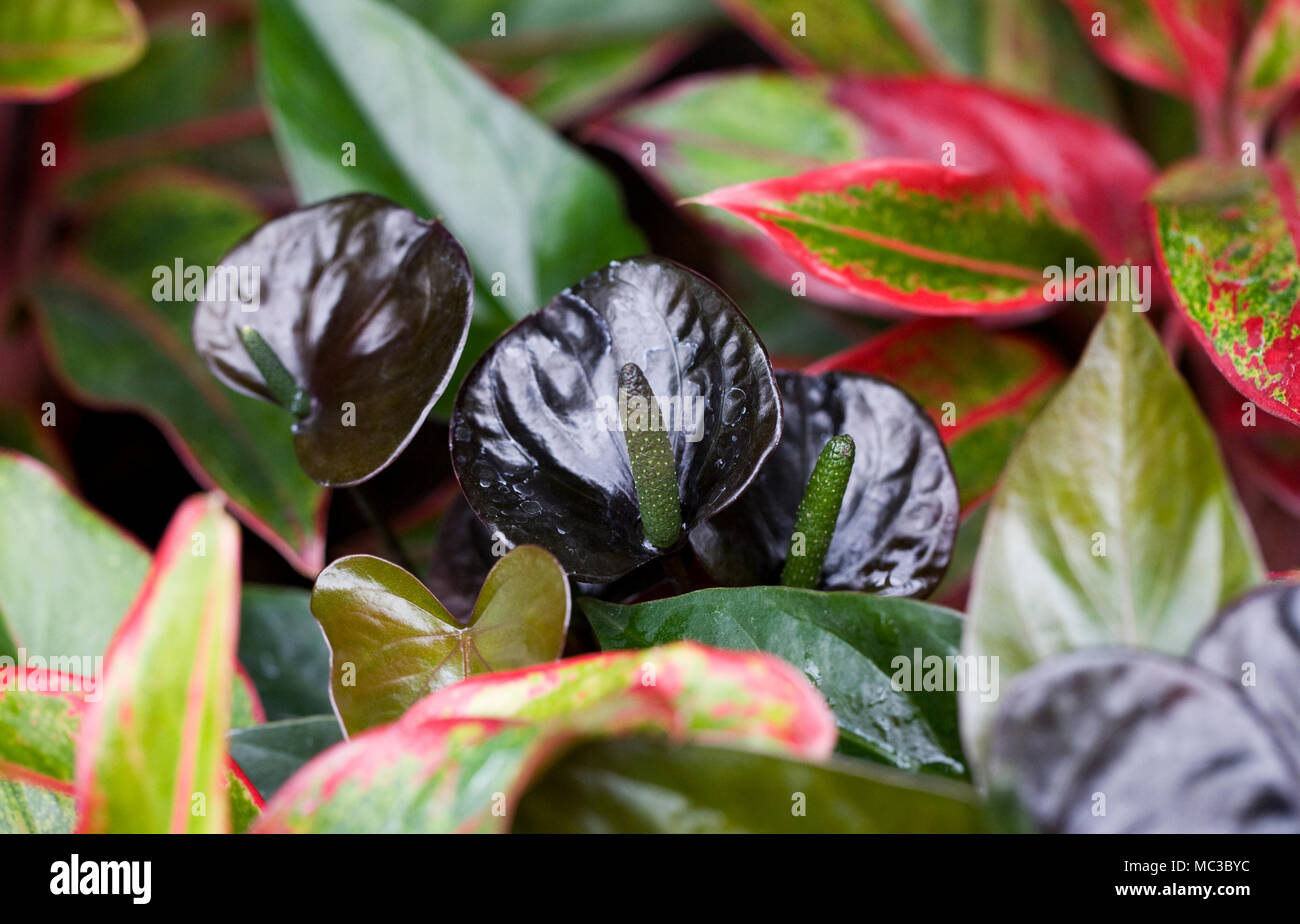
[254,642,837,833]
[0,0,146,102]
[690,160,1101,315]
[809,319,1065,510]
[75,494,242,833]
[34,170,327,575]
[1148,158,1300,427]
[1237,0,1300,127]
[0,670,87,796]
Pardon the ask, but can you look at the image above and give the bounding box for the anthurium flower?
[689,370,959,597]
[193,193,474,487]
[450,256,782,583]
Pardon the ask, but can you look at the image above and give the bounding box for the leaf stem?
[239,325,310,418]
[781,434,855,589]
[619,362,682,550]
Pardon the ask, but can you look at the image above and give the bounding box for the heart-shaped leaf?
[989,649,1300,833]
[76,494,241,833]
[311,547,570,735]
[515,738,985,833]
[808,319,1065,512]
[253,642,836,833]
[1191,582,1300,765]
[0,0,146,101]
[35,170,327,575]
[193,193,473,487]
[451,256,782,582]
[582,586,967,775]
[689,370,958,595]
[1149,157,1300,428]
[961,304,1265,777]
[689,161,1103,315]
[425,497,499,625]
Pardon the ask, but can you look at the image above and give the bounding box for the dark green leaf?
[227,715,343,800]
[238,585,332,721]
[582,586,967,776]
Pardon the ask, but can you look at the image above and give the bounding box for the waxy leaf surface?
[516,737,984,833]
[254,642,836,833]
[689,371,958,595]
[809,320,1065,512]
[691,161,1102,315]
[1149,158,1300,428]
[582,587,966,775]
[193,193,473,486]
[0,0,145,101]
[989,650,1300,833]
[451,257,782,582]
[962,305,1265,776]
[76,495,241,833]
[312,547,570,735]
[35,172,326,574]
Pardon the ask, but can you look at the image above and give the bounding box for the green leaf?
[76,495,242,833]
[515,738,986,833]
[0,674,84,793]
[0,782,73,834]
[690,161,1102,315]
[312,547,571,735]
[961,305,1266,776]
[1238,0,1300,126]
[255,0,645,366]
[238,585,332,721]
[253,642,837,833]
[581,587,967,776]
[34,171,327,575]
[227,715,343,800]
[809,319,1065,512]
[1149,158,1300,428]
[0,451,149,660]
[0,0,146,101]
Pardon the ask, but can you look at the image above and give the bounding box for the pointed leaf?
[989,650,1300,833]
[961,305,1265,776]
[35,171,327,574]
[516,738,985,833]
[809,319,1065,512]
[582,587,967,775]
[75,495,241,833]
[253,642,836,833]
[0,452,148,661]
[0,0,146,101]
[311,547,570,735]
[193,193,474,486]
[1149,157,1300,428]
[688,370,958,594]
[691,160,1102,315]
[1238,0,1300,126]
[451,256,782,582]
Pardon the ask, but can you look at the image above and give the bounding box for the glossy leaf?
[254,642,836,833]
[312,547,571,735]
[515,737,985,833]
[193,193,474,486]
[1238,0,1300,126]
[961,305,1265,776]
[1149,158,1300,428]
[0,452,148,661]
[35,171,327,575]
[425,498,499,625]
[809,319,1065,512]
[590,72,1153,265]
[0,0,146,101]
[1062,0,1236,107]
[227,715,343,800]
[689,371,958,594]
[1191,582,1300,764]
[691,160,1101,315]
[989,649,1300,833]
[582,586,967,775]
[451,256,782,582]
[238,585,332,721]
[255,0,644,366]
[76,495,241,833]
